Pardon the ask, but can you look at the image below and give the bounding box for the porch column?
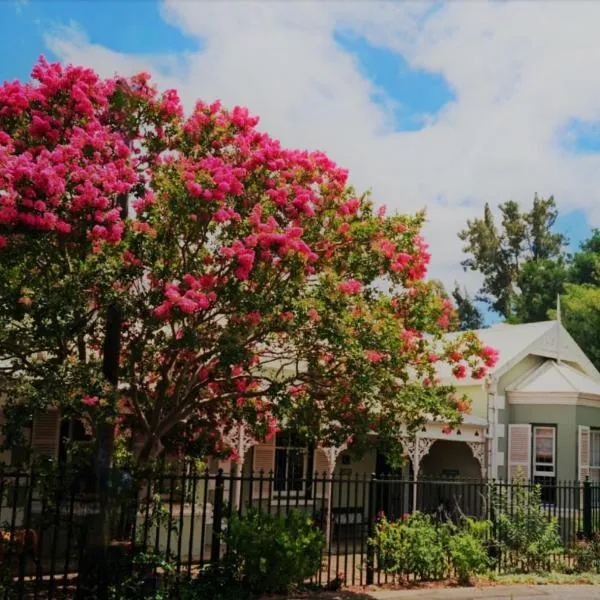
[466,441,487,479]
[222,424,257,510]
[321,443,347,549]
[399,434,436,513]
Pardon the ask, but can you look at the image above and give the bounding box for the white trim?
[497,451,505,467]
[533,426,556,478]
[496,322,600,383]
[496,424,505,438]
[418,421,486,442]
[508,392,600,407]
[495,395,506,409]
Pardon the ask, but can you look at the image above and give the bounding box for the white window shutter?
[314,447,329,476]
[508,424,531,482]
[578,425,591,482]
[313,447,330,498]
[252,439,274,499]
[31,409,61,459]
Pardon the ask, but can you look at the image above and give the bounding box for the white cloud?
[44,0,600,294]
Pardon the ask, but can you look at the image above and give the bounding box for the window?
[533,426,556,477]
[533,426,556,504]
[590,430,600,483]
[274,432,309,494]
[58,418,92,464]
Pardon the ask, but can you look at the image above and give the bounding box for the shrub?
[571,532,600,574]
[490,479,562,572]
[224,508,325,596]
[181,562,247,600]
[447,518,491,584]
[107,550,178,600]
[370,512,449,581]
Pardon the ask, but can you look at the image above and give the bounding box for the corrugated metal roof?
[437,321,556,385]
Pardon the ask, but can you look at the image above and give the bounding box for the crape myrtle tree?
[0,59,497,474]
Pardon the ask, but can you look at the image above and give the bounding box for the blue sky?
[0,1,199,82]
[2,0,599,307]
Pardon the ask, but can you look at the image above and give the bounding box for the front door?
[375,451,412,520]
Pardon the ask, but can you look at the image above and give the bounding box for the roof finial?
[556,294,561,365]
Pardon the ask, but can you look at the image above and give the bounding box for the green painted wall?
[498,355,544,394]
[510,404,577,481]
[495,355,544,480]
[457,384,486,419]
[576,406,600,429]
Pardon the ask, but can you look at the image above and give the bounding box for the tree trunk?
[76,303,120,600]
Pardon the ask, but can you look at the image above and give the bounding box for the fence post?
[211,468,225,563]
[583,477,593,539]
[365,472,376,585]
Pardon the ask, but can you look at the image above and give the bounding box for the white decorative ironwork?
[222,424,257,466]
[466,441,487,478]
[400,434,437,514]
[320,443,348,549]
[400,435,436,478]
[221,424,259,510]
[321,443,348,475]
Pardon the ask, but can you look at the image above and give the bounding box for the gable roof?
[438,320,600,385]
[506,360,600,396]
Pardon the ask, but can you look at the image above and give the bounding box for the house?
[229,320,600,504]
[6,319,600,495]
[3,318,600,562]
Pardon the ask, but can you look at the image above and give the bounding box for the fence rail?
[0,467,598,598]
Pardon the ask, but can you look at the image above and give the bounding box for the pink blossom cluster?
[155,275,217,319]
[371,229,430,280]
[337,279,363,295]
[365,350,387,363]
[481,346,499,367]
[0,58,142,244]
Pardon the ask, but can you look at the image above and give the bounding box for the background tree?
[551,284,600,370]
[569,229,600,286]
[459,195,566,320]
[514,259,568,323]
[452,284,484,331]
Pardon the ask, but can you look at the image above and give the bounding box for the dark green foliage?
[371,512,449,580]
[181,563,248,600]
[182,508,325,599]
[452,284,484,331]
[447,519,491,585]
[569,229,600,286]
[370,512,490,583]
[553,283,600,370]
[490,480,562,572]
[459,195,566,319]
[570,533,600,574]
[514,259,568,323]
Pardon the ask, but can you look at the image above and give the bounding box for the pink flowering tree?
[0,58,498,472]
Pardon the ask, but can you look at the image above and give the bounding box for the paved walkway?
[367,584,600,599]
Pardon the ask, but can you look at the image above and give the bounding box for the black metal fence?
[0,467,599,598]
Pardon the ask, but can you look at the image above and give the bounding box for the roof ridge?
[552,361,579,392]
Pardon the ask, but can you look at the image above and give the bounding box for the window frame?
[531,423,557,506]
[532,425,557,478]
[273,432,311,497]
